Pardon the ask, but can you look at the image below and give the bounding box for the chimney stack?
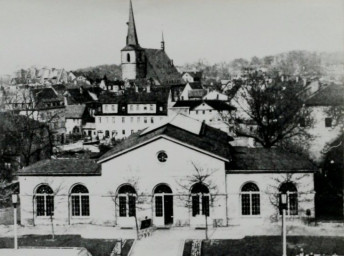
[161,31,165,51]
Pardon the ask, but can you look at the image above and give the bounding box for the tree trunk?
[50,215,55,240]
[205,214,208,240]
[134,213,139,240]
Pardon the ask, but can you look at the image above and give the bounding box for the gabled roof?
[144,49,182,85]
[98,114,233,163]
[226,147,315,172]
[18,159,101,176]
[65,88,95,104]
[65,104,87,119]
[32,88,60,103]
[306,83,344,107]
[188,82,203,90]
[173,100,236,111]
[188,89,207,98]
[183,71,203,80]
[98,90,169,104]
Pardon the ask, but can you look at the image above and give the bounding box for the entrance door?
[164,195,173,225]
[153,184,173,226]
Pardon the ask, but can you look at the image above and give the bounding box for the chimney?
[80,86,83,94]
[161,31,165,51]
[146,83,151,93]
[296,76,299,83]
[135,84,139,93]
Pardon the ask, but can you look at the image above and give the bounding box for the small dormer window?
[157,151,168,162]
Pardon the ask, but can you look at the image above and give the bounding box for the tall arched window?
[279,182,298,215]
[118,185,136,217]
[127,53,131,62]
[191,183,209,217]
[71,184,89,217]
[35,185,54,217]
[241,182,260,215]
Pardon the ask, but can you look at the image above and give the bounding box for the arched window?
[127,53,131,62]
[191,183,209,217]
[154,184,172,194]
[241,182,260,215]
[35,185,54,217]
[118,185,136,217]
[279,182,298,215]
[71,184,89,217]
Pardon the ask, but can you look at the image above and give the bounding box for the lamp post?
[281,192,287,256]
[12,193,18,250]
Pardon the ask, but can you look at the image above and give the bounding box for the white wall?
[189,104,230,133]
[102,104,118,114]
[19,138,227,227]
[226,172,315,225]
[127,104,156,114]
[65,118,82,134]
[121,51,137,80]
[304,106,343,163]
[180,84,191,100]
[182,73,194,83]
[95,115,167,139]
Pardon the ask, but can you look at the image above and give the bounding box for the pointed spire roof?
[126,0,139,46]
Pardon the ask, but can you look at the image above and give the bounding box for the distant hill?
[181,50,344,81]
[73,64,121,82]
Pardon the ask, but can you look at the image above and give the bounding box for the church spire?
[126,0,139,46]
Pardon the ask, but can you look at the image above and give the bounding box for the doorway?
[153,184,173,226]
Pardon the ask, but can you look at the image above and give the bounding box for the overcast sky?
[0,0,343,75]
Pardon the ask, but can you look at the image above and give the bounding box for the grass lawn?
[183,236,344,256]
[0,235,134,256]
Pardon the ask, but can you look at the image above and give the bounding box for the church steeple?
[126,0,139,46]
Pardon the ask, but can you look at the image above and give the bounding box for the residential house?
[180,82,206,101]
[181,71,203,83]
[65,104,94,135]
[170,100,236,133]
[94,90,169,140]
[303,83,344,163]
[63,86,100,117]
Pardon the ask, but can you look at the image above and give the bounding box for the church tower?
[121,0,146,80]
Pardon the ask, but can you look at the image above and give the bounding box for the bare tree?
[1,88,64,167]
[109,177,151,239]
[176,162,219,240]
[222,72,313,148]
[266,173,314,223]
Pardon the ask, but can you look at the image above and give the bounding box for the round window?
[157,151,168,162]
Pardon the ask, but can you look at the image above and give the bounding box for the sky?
[0,0,343,75]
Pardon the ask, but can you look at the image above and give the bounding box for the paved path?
[130,230,184,256]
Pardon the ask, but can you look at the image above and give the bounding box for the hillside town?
[0,1,343,256]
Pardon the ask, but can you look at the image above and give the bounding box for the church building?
[121,1,182,86]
